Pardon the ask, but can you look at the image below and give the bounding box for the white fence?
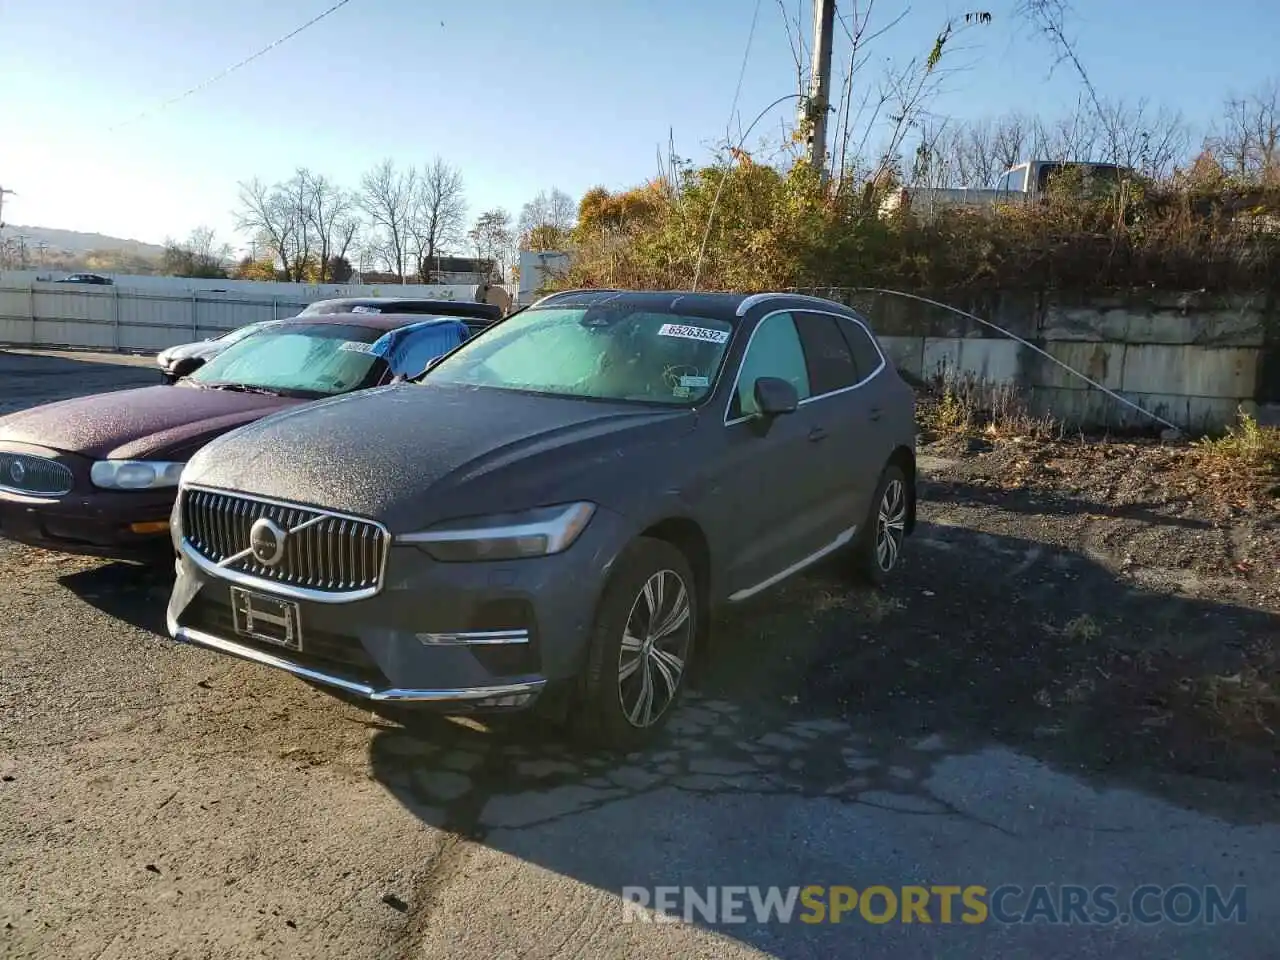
[0,272,488,354]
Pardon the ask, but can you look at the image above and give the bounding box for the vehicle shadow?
[925,478,1213,530]
[57,560,173,636]
[360,521,1277,954]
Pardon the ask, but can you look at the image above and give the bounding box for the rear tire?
[572,537,697,751]
[852,463,910,586]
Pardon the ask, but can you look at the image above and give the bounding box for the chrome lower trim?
[171,624,546,703]
[416,628,530,646]
[728,525,857,602]
[179,538,380,604]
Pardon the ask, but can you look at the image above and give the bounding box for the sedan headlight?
[402,502,596,562]
[90,460,186,490]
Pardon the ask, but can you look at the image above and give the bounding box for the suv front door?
[714,311,837,600]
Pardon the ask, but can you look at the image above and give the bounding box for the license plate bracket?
[230,587,303,651]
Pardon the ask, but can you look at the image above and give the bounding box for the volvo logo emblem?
[248,517,287,567]
[9,460,25,485]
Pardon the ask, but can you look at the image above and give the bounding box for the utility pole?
[0,186,15,230]
[805,0,837,177]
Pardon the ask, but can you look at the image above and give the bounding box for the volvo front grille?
[181,488,388,598]
[0,452,74,496]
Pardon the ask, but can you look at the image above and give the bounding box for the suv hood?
[0,385,299,461]
[183,382,697,531]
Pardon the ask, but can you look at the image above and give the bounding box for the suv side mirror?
[754,376,799,417]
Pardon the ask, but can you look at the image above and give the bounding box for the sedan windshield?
[187,323,388,398]
[425,306,734,405]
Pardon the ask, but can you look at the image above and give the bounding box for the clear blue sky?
[3,0,1276,249]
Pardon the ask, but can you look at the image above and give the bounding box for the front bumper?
[166,504,633,709]
[0,488,178,561]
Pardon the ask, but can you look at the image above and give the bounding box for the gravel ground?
[1,350,1277,959]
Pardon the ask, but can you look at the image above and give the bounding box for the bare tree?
[409,157,467,280]
[162,226,231,278]
[467,208,514,281]
[517,188,576,249]
[297,170,357,282]
[234,177,301,280]
[358,159,417,281]
[1207,79,1280,182]
[1093,98,1190,179]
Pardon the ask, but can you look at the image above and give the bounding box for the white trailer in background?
[516,250,572,307]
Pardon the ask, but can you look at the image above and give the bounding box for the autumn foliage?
[564,150,1280,295]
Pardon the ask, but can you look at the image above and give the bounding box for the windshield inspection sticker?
[679,374,710,388]
[658,323,730,344]
[339,340,376,354]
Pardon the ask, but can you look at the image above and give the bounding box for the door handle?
[808,426,828,442]
[868,406,883,422]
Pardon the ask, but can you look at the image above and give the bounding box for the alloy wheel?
[875,478,908,572]
[617,569,692,728]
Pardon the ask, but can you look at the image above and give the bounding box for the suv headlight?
[90,460,185,490]
[401,502,596,562]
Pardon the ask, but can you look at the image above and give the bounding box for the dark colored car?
[0,313,472,562]
[298,297,503,328]
[55,273,113,285]
[155,298,501,383]
[156,320,282,383]
[166,290,917,747]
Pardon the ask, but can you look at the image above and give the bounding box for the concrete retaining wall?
[815,289,1279,432]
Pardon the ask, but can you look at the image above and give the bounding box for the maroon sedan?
[0,312,472,562]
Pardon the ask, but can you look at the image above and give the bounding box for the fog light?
[129,520,170,535]
[474,693,535,709]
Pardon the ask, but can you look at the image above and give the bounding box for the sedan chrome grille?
[0,451,74,496]
[181,488,388,598]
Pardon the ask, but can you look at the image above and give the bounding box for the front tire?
[573,537,697,751]
[852,463,910,586]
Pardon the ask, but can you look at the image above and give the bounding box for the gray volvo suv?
[166,290,917,748]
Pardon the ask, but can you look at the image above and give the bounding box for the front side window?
[187,322,389,398]
[426,306,734,406]
[729,312,812,420]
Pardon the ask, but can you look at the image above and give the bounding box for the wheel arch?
[636,515,714,676]
[888,445,917,535]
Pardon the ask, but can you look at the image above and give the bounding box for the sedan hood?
[0,385,299,461]
[183,383,698,531]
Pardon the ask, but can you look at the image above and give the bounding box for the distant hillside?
[6,225,166,258]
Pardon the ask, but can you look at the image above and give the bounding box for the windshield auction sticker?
[658,323,730,344]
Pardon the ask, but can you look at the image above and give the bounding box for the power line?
[691,0,764,292]
[107,0,357,133]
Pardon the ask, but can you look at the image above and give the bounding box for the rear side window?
[837,319,885,382]
[793,312,858,395]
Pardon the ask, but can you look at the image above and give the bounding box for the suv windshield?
[425,306,734,405]
[187,322,389,398]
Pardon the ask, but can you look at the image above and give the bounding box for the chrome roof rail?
[734,291,855,316]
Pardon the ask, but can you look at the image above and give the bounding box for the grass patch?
[918,373,1061,444]
[1194,408,1280,471]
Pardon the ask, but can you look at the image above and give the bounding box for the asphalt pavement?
[0,349,1276,959]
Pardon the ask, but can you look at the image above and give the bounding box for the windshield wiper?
[198,382,287,396]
